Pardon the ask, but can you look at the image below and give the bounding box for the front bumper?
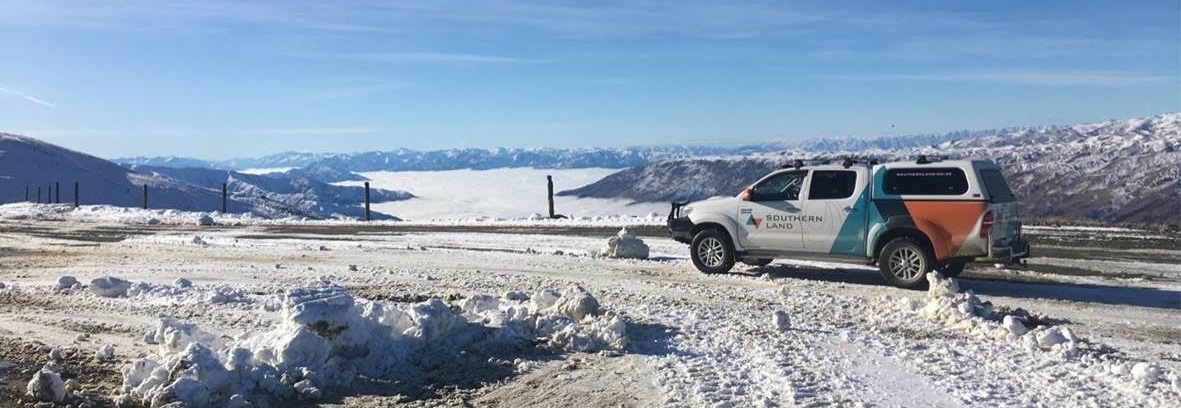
[668,201,694,244]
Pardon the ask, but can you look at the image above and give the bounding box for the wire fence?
[13,181,378,221]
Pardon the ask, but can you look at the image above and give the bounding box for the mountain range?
[0,134,409,220]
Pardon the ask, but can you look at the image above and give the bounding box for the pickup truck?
[668,158,1030,288]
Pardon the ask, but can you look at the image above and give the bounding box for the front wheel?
[691,229,735,274]
[878,238,934,288]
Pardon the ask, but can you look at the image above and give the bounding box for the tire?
[741,258,773,267]
[878,238,934,288]
[939,259,968,278]
[691,228,736,274]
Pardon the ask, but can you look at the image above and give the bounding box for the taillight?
[980,211,994,239]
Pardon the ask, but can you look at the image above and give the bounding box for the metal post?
[547,175,555,218]
[221,183,228,213]
[24,186,29,202]
[142,184,148,209]
[74,182,79,208]
[364,182,371,221]
[55,182,60,204]
[37,186,42,203]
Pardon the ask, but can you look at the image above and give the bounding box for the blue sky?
[1,0,1177,159]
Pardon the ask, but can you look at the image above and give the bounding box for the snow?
[237,167,295,175]
[119,279,629,406]
[771,311,791,331]
[598,227,651,259]
[2,212,1179,407]
[90,276,132,298]
[338,168,670,221]
[97,344,116,361]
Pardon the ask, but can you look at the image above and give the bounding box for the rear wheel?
[691,229,735,274]
[879,238,933,288]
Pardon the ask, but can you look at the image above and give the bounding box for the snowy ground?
[0,214,1178,407]
[337,168,669,221]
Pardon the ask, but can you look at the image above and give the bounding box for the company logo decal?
[746,214,763,229]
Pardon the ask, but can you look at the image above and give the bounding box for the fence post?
[364,182,371,221]
[25,186,29,202]
[142,184,148,209]
[37,186,42,203]
[547,175,555,218]
[221,183,228,213]
[55,182,60,204]
[74,182,79,208]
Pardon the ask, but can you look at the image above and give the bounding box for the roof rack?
[778,157,883,170]
[915,155,946,164]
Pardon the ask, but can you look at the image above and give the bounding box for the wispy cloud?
[238,127,378,136]
[288,51,545,65]
[0,87,56,107]
[819,71,1173,86]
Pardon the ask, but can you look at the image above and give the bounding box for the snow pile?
[598,227,650,260]
[126,280,251,305]
[54,275,80,292]
[119,279,629,406]
[26,363,67,403]
[90,277,133,298]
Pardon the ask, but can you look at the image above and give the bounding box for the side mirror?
[740,188,753,201]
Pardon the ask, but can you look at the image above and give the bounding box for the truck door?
[800,169,868,255]
[737,170,807,251]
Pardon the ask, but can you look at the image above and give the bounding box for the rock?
[55,276,79,291]
[598,227,650,260]
[26,366,66,403]
[64,378,82,393]
[348,265,358,272]
[96,344,115,361]
[48,348,62,361]
[89,277,132,298]
[0,282,6,290]
[191,235,208,246]
[197,214,215,226]
[1002,316,1028,336]
[294,379,322,400]
[173,278,192,289]
[772,311,791,331]
[146,218,162,225]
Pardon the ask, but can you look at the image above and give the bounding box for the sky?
[0,0,1178,160]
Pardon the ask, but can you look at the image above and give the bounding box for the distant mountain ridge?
[111,126,1022,175]
[0,134,409,220]
[561,113,1180,225]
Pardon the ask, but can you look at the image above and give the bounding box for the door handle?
[785,207,801,213]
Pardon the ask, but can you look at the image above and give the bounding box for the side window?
[808,170,857,200]
[884,168,968,195]
[979,169,1016,203]
[751,171,807,201]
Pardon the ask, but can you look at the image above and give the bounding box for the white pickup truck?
[668,158,1030,288]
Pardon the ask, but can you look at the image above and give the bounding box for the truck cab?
[668,158,1030,288]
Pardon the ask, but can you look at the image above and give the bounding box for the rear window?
[808,170,857,200]
[884,168,968,196]
[980,169,1015,203]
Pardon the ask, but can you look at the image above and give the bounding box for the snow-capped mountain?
[0,134,408,220]
[562,113,1180,225]
[129,166,412,220]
